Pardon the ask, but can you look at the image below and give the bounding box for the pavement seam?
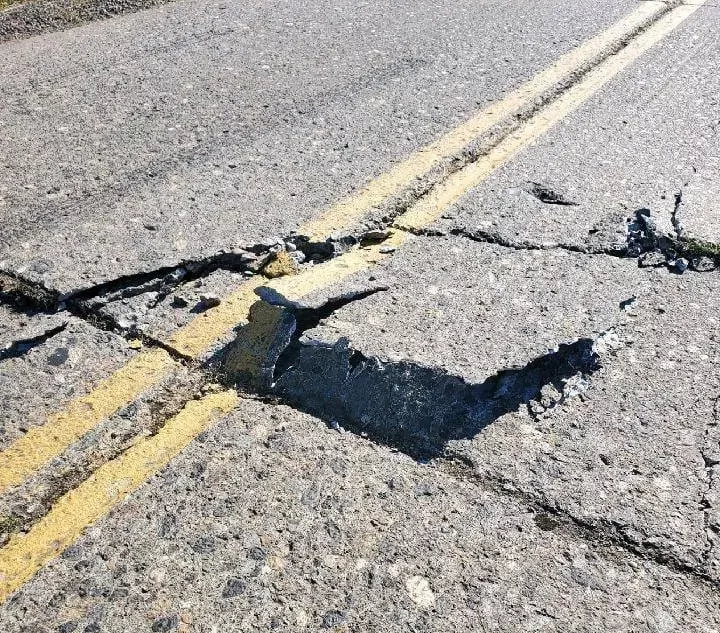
[408,224,629,257]
[0,367,210,542]
[700,395,720,573]
[436,455,720,592]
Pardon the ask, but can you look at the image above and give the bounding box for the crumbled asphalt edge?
[218,292,720,590]
[0,321,67,361]
[0,237,344,360]
[0,367,209,543]
[0,0,175,43]
[628,203,720,273]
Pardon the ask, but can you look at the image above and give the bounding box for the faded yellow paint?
[394,3,706,231]
[0,391,238,604]
[165,276,266,357]
[297,1,666,241]
[0,348,177,495]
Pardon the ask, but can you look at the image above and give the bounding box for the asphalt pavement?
[1,0,719,631]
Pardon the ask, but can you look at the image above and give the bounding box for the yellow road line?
[297,0,666,241]
[0,390,237,604]
[0,348,176,496]
[394,2,706,231]
[166,276,265,358]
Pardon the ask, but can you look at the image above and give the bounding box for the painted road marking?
[394,3,707,231]
[0,390,237,604]
[0,348,176,496]
[0,0,706,603]
[297,0,667,241]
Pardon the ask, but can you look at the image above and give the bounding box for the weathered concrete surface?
[432,5,720,255]
[676,156,720,249]
[1,398,719,632]
[0,0,639,296]
[299,236,644,384]
[268,234,720,581]
[0,314,135,450]
[0,303,66,358]
[448,274,720,580]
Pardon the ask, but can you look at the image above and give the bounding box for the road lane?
[0,0,645,296]
[2,399,718,631]
[432,4,720,260]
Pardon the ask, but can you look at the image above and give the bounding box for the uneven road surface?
[1,0,720,630]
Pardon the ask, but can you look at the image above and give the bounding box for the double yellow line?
[0,0,705,603]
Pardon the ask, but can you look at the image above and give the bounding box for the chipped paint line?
[0,390,238,604]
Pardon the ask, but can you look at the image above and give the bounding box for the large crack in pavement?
[627,205,720,274]
[220,292,607,460]
[213,286,720,591]
[439,455,720,590]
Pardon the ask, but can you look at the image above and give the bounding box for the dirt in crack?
[627,207,720,273]
[221,291,604,460]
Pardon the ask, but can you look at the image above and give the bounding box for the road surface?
[0,0,719,630]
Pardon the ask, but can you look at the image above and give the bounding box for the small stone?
[171,296,189,308]
[199,294,221,309]
[143,223,158,231]
[360,229,392,245]
[378,246,396,254]
[263,251,299,278]
[638,251,666,268]
[247,546,267,561]
[289,250,306,264]
[691,256,716,272]
[151,615,178,633]
[222,577,246,598]
[673,257,689,273]
[128,339,143,350]
[413,482,435,497]
[322,610,347,629]
[405,575,435,609]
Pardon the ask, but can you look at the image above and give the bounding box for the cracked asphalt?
[1,0,720,631]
